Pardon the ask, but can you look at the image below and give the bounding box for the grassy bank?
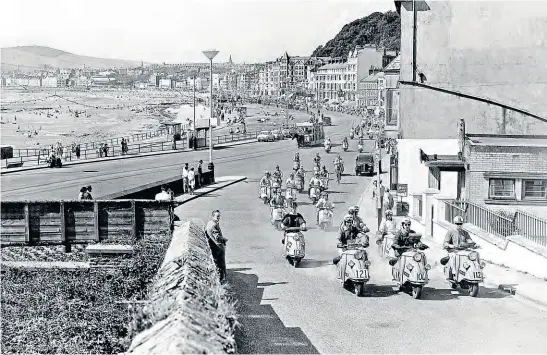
[1,233,171,354]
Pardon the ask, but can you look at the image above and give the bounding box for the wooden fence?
[1,200,173,250]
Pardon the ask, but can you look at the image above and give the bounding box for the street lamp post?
[202,49,219,176]
[372,116,386,229]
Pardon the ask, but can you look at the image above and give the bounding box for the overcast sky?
[0,0,395,63]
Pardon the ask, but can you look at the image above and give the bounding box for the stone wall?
[126,219,237,354]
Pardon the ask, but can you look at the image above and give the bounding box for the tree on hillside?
[312,11,400,58]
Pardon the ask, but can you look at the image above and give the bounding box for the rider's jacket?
[334,158,343,166]
[293,154,300,162]
[282,213,306,228]
[314,156,321,165]
[273,170,283,179]
[338,225,369,247]
[320,169,329,178]
[309,177,322,187]
[379,218,397,236]
[270,195,286,208]
[285,179,296,189]
[325,140,331,147]
[316,198,334,210]
[296,169,305,178]
[443,228,473,249]
[392,228,417,250]
[260,176,271,187]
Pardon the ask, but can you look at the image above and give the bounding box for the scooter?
[318,207,334,231]
[375,232,396,258]
[390,234,431,299]
[325,144,331,153]
[358,143,364,153]
[350,131,355,140]
[270,205,286,231]
[293,160,300,172]
[309,185,320,204]
[320,176,329,191]
[285,185,297,202]
[342,141,349,151]
[296,175,305,193]
[259,186,271,205]
[283,227,306,267]
[336,242,371,297]
[441,243,485,297]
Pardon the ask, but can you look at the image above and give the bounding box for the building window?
[489,179,516,199]
[523,179,547,199]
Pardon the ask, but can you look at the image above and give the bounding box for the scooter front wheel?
[354,283,365,297]
[293,258,301,268]
[412,285,423,299]
[469,283,479,297]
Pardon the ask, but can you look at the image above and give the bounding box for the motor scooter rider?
[308,172,322,197]
[333,215,370,265]
[313,152,321,168]
[342,136,348,145]
[390,217,429,264]
[315,191,334,224]
[270,188,287,210]
[260,171,272,188]
[296,166,305,186]
[349,206,370,233]
[443,216,476,280]
[286,173,296,189]
[293,152,300,163]
[334,155,344,171]
[377,209,397,243]
[273,165,283,184]
[324,137,332,149]
[281,203,307,244]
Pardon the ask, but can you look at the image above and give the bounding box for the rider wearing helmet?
[314,153,321,167]
[286,172,296,189]
[269,188,287,209]
[333,214,369,265]
[315,191,334,224]
[281,203,307,244]
[347,206,369,233]
[259,171,272,194]
[273,165,283,183]
[443,216,475,280]
[377,209,397,242]
[308,171,322,196]
[293,152,300,163]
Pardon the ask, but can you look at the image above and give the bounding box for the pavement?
[171,143,547,353]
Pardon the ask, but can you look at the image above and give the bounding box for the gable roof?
[384,55,401,72]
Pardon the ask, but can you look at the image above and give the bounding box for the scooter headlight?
[463,262,470,269]
[425,264,431,270]
[354,251,364,260]
[406,264,414,271]
[468,251,478,261]
[413,253,422,262]
[480,262,486,269]
[364,260,371,267]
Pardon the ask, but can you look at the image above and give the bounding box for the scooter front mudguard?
[392,254,429,286]
[285,233,305,259]
[453,253,484,283]
[338,251,370,284]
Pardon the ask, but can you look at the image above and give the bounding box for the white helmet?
[453,216,464,225]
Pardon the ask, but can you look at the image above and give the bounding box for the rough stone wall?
[127,219,237,354]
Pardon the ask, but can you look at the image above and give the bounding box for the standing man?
[197,160,203,188]
[182,163,189,194]
[385,188,394,212]
[205,210,228,282]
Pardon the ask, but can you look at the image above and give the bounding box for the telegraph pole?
[372,114,386,228]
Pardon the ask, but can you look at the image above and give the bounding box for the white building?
[159,78,172,89]
[315,63,346,102]
[42,76,58,88]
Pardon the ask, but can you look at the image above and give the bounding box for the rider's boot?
[332,256,341,265]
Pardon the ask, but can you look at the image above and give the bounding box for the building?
[159,78,173,89]
[357,70,384,109]
[28,77,41,87]
[187,76,209,91]
[314,63,346,102]
[396,0,547,139]
[42,76,58,88]
[383,55,401,134]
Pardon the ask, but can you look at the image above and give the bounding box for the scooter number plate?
[355,269,369,279]
[473,271,482,279]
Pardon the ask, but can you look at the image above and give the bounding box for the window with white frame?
[523,179,547,199]
[489,178,516,199]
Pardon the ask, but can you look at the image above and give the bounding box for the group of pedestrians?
[77,185,93,200]
[181,160,203,195]
[372,180,395,214]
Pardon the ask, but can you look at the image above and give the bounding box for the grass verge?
[1,233,171,354]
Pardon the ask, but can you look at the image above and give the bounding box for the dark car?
[355,153,376,176]
[322,116,332,126]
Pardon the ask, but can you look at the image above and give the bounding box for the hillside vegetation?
[312,11,400,58]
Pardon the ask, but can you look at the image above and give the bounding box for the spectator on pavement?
[205,210,228,282]
[84,185,93,200]
[182,163,189,194]
[78,187,87,200]
[197,160,203,188]
[155,185,172,201]
[385,188,394,211]
[188,167,196,195]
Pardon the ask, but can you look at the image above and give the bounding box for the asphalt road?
[173,153,547,354]
[0,107,362,200]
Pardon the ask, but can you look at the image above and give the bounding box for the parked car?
[272,129,284,140]
[322,116,332,126]
[257,131,275,142]
[355,153,377,176]
[281,128,292,138]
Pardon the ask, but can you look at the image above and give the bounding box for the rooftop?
[318,63,346,71]
[361,72,385,82]
[466,134,547,147]
[384,55,401,71]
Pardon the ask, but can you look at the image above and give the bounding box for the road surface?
[172,147,547,354]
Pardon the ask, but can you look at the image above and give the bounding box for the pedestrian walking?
[385,188,394,211]
[75,144,81,159]
[182,163,189,194]
[84,185,93,200]
[188,167,196,194]
[78,186,87,200]
[205,210,228,282]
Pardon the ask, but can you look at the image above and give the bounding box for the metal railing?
[443,200,547,246]
[412,194,423,219]
[514,210,547,247]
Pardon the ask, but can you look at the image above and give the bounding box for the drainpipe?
[412,0,417,82]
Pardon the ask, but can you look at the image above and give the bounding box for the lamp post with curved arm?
[202,49,219,175]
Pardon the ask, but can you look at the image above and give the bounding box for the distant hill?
[1,46,147,72]
[312,11,400,58]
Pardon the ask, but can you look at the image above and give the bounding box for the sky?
[0,0,395,64]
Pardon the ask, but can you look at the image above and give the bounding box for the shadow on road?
[227,269,320,354]
[213,146,235,150]
[298,259,331,268]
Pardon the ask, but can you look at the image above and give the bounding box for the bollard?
[208,162,215,183]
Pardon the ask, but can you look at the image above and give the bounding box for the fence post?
[60,202,70,252]
[138,144,141,153]
[94,201,100,242]
[132,200,137,237]
[24,203,30,244]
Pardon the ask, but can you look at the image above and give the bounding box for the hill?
[312,11,400,58]
[1,46,146,72]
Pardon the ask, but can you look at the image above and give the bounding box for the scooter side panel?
[285,233,305,258]
[343,252,370,282]
[456,254,484,282]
